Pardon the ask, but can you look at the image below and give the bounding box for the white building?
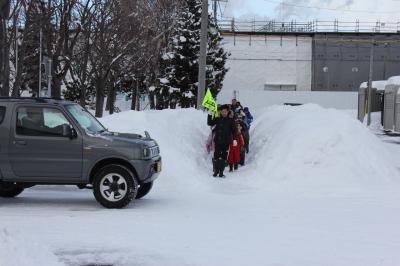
[222,34,313,92]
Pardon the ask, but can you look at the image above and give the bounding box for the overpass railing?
[218,19,400,33]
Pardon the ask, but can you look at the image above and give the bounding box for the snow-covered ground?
[1,105,400,266]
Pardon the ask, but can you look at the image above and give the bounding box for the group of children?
[207,99,254,177]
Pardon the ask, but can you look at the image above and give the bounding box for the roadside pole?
[367,41,375,126]
[196,0,208,110]
[213,0,217,22]
[38,27,42,97]
[47,58,52,97]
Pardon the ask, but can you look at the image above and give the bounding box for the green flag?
[202,89,218,117]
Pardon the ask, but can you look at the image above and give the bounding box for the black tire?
[93,164,138,209]
[0,182,24,198]
[136,181,153,199]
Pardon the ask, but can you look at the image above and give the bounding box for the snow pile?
[0,229,63,266]
[250,104,399,189]
[101,105,399,192]
[101,109,211,190]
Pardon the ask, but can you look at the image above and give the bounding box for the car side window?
[16,107,70,137]
[0,106,5,124]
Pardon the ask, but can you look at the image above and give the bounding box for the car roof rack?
[0,97,63,103]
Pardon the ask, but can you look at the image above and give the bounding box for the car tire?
[136,181,153,199]
[93,164,138,209]
[0,182,24,198]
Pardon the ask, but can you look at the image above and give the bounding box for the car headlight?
[143,147,150,158]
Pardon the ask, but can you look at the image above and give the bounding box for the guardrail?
[218,19,400,33]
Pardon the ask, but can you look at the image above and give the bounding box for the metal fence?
[218,19,400,33]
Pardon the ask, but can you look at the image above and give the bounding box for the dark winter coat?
[237,119,250,152]
[228,133,244,165]
[208,115,237,145]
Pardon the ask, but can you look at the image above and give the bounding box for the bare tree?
[90,0,125,117]
[117,0,183,111]
[40,0,82,98]
[0,0,23,96]
[2,0,187,114]
[64,0,95,106]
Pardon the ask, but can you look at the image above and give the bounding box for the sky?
[219,0,400,22]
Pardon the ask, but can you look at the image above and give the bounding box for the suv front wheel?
[0,182,24,198]
[93,165,138,208]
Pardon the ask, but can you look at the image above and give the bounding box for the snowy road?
[1,106,400,266]
[2,181,400,266]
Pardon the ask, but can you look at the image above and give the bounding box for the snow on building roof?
[360,80,388,91]
[387,76,400,86]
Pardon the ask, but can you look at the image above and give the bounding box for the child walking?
[228,122,245,172]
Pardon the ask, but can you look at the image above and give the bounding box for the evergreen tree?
[159,0,229,109]
[160,0,200,108]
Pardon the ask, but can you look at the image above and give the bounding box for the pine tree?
[159,0,229,109]
[159,0,200,108]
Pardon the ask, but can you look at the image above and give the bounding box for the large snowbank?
[0,229,63,266]
[102,105,398,191]
[249,104,399,189]
[101,109,211,190]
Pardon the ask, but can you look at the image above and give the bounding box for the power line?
[264,0,400,14]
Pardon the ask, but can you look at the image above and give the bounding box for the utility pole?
[46,58,52,97]
[15,20,18,80]
[38,27,42,97]
[367,41,375,126]
[213,0,217,22]
[197,0,208,110]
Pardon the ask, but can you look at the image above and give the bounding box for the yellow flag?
[202,88,218,114]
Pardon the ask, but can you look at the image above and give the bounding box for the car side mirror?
[62,124,77,139]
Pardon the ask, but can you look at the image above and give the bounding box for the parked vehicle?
[0,97,162,208]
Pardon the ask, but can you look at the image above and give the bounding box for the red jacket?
[228,133,244,164]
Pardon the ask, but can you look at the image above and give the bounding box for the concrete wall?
[218,89,358,110]
[222,35,313,92]
[221,33,400,94]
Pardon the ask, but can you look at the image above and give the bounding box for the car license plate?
[156,161,162,172]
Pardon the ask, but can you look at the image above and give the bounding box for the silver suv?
[0,97,161,208]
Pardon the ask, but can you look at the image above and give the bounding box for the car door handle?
[14,140,27,146]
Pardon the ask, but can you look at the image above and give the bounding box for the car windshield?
[66,104,106,134]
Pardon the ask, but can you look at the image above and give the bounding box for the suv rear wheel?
[93,165,138,208]
[0,182,24,198]
[136,181,153,199]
